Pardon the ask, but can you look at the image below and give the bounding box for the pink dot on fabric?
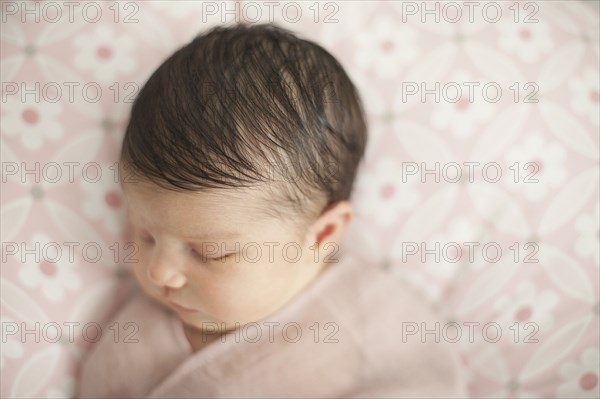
[380,184,395,199]
[532,159,544,173]
[590,90,600,103]
[97,46,112,59]
[515,307,532,321]
[105,191,122,209]
[455,97,470,111]
[22,108,39,125]
[579,373,598,390]
[519,29,532,40]
[380,40,394,53]
[39,261,56,276]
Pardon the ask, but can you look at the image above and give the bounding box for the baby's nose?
[147,258,186,289]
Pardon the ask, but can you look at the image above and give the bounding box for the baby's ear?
[307,201,353,248]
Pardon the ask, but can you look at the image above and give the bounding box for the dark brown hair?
[121,23,367,222]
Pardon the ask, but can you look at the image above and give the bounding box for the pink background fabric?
[1,1,599,398]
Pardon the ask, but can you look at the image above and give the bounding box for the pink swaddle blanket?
[78,255,467,398]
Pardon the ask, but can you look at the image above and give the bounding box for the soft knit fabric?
[78,255,467,398]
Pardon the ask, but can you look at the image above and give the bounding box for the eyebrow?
[126,211,241,242]
[186,233,242,242]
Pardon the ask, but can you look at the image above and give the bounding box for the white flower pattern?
[493,281,559,335]
[425,217,490,279]
[430,71,495,139]
[504,133,567,202]
[2,97,64,150]
[1,3,598,398]
[81,166,126,234]
[497,19,553,63]
[0,316,24,369]
[557,347,600,398]
[74,25,136,82]
[569,67,600,126]
[353,157,420,227]
[354,16,419,79]
[17,233,83,302]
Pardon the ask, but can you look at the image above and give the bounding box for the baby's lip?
[161,288,197,312]
[168,300,198,313]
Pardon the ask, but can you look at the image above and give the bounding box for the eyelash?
[135,233,231,263]
[191,249,232,263]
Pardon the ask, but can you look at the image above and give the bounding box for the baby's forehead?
[123,179,277,222]
[123,185,304,243]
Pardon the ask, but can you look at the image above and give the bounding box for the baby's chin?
[132,278,279,332]
[177,312,248,339]
[139,289,227,329]
[175,306,278,335]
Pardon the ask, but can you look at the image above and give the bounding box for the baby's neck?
[182,322,226,353]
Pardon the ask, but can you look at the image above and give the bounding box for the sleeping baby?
[77,23,466,398]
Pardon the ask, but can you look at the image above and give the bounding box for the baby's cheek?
[129,249,153,288]
[195,262,293,324]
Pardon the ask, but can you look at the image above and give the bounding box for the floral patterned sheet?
[1,1,598,398]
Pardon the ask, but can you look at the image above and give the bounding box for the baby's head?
[120,24,367,331]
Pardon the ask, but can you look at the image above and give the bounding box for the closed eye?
[212,253,233,262]
[191,249,234,263]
